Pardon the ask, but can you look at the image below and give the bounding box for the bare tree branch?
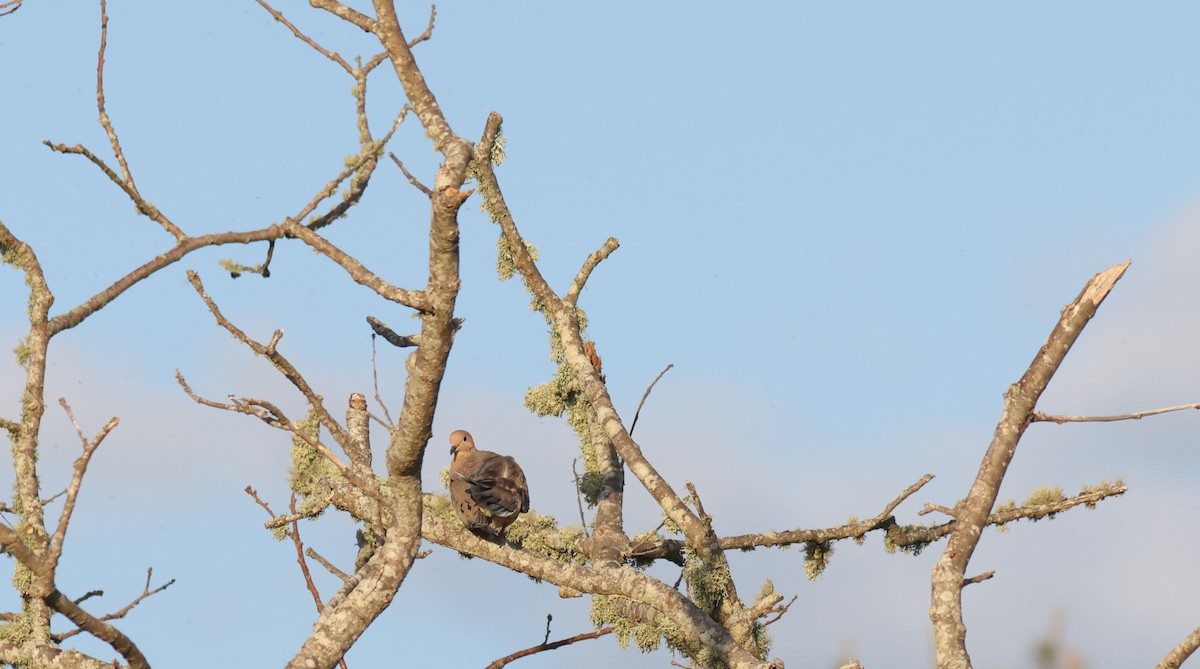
[485,626,615,669]
[629,364,674,437]
[255,0,354,72]
[183,271,360,454]
[307,548,351,582]
[367,316,420,348]
[420,510,775,669]
[282,221,429,310]
[564,237,620,308]
[91,0,186,240]
[46,225,289,335]
[390,151,432,195]
[0,0,24,17]
[0,525,150,668]
[930,260,1130,669]
[278,4,475,666]
[309,0,376,33]
[1033,402,1200,424]
[1157,624,1200,669]
[48,399,118,570]
[53,568,175,643]
[407,5,436,47]
[369,334,395,427]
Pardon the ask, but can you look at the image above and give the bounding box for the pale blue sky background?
[3,2,1200,668]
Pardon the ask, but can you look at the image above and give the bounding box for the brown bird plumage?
[448,430,530,539]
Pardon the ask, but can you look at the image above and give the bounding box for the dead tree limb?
[929,260,1130,669]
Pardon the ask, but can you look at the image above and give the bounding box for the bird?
[447,430,530,540]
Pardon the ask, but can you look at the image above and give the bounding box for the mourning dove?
[448,430,530,539]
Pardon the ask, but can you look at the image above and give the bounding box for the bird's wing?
[457,453,530,518]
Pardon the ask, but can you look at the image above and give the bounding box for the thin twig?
[1034,402,1200,424]
[73,590,103,605]
[389,152,432,195]
[87,0,185,240]
[407,5,437,47]
[245,486,280,523]
[763,597,801,628]
[962,571,995,587]
[370,334,395,428]
[0,0,24,17]
[290,497,324,611]
[629,364,673,437]
[263,508,325,530]
[254,0,352,72]
[918,504,958,518]
[484,626,615,669]
[306,547,350,582]
[54,568,175,642]
[287,495,349,669]
[304,107,407,232]
[178,370,365,494]
[49,398,119,569]
[571,459,589,538]
[184,271,358,459]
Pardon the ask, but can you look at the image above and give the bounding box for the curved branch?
[564,237,620,307]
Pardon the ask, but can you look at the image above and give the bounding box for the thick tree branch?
[0,220,56,638]
[1157,625,1200,669]
[420,511,778,669]
[474,112,770,660]
[930,260,1130,669]
[282,4,472,667]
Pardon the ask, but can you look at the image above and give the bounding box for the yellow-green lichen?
[287,408,339,519]
[803,541,833,582]
[1024,486,1065,507]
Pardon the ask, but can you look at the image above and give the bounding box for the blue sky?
[3,2,1200,668]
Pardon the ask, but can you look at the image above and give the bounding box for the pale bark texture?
[2,3,1196,669]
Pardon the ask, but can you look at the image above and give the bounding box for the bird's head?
[449,430,475,459]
